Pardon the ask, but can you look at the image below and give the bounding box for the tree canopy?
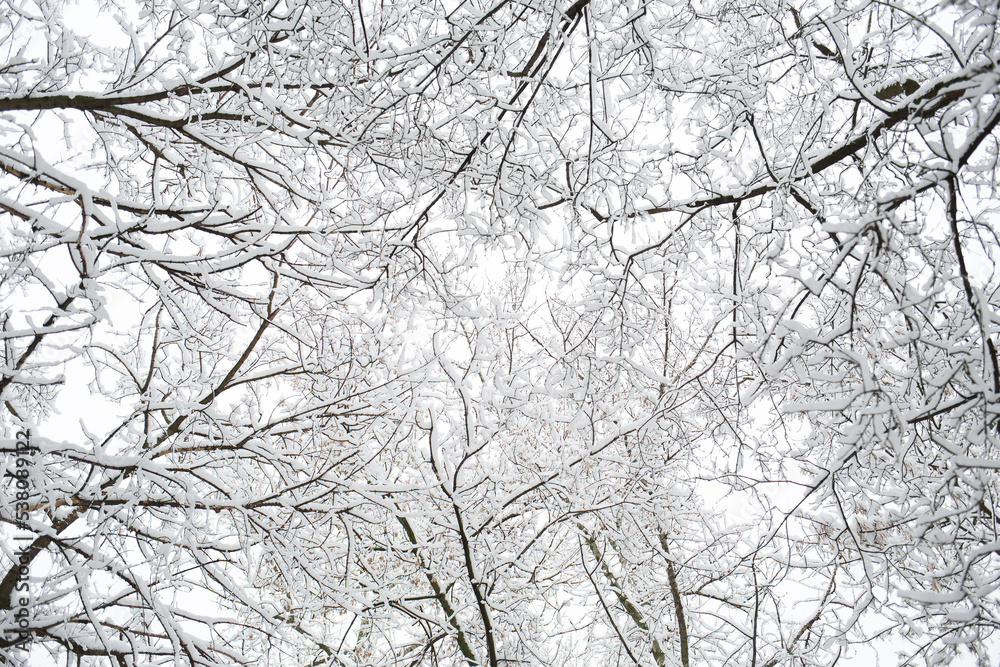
[2,0,1000,665]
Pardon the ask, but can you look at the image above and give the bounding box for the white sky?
[6,1,1000,665]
